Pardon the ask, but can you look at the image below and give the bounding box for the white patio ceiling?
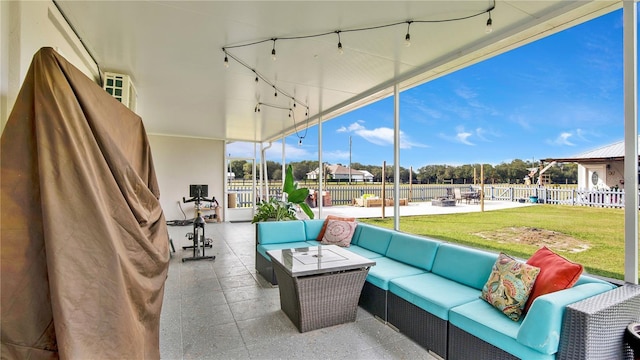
[54,0,620,143]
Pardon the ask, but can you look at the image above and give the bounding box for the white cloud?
[455,126,475,146]
[547,132,575,146]
[322,150,351,163]
[338,121,427,149]
[510,114,532,130]
[475,127,491,142]
[455,85,477,100]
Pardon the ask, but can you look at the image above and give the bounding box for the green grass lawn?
[360,205,639,281]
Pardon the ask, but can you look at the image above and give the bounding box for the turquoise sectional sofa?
[255,219,617,359]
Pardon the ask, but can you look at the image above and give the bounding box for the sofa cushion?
[524,246,583,311]
[320,220,357,247]
[450,299,553,360]
[304,219,326,240]
[316,215,355,241]
[431,243,498,290]
[355,224,394,255]
[385,233,441,271]
[346,245,385,259]
[389,273,481,320]
[365,257,426,290]
[480,253,540,321]
[257,221,306,245]
[257,242,314,260]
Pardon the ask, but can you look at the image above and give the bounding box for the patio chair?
[446,187,454,199]
[453,188,462,203]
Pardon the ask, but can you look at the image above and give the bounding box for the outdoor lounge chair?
[454,188,462,203]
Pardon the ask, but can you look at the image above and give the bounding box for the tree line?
[228,159,578,185]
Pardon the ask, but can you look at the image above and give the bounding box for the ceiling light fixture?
[405,21,412,47]
[253,102,310,145]
[223,51,229,68]
[271,39,277,61]
[222,1,495,122]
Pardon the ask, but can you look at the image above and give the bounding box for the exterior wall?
[605,160,625,190]
[577,161,624,190]
[148,135,225,222]
[1,0,99,132]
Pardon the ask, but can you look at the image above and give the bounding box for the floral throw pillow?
[320,220,357,247]
[480,253,540,322]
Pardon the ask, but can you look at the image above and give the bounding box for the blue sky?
[230,9,630,169]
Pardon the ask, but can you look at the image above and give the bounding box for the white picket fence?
[230,184,634,209]
[487,186,628,208]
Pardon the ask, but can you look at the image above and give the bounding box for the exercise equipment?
[181,185,216,262]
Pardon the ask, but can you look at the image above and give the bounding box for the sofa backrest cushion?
[573,274,613,287]
[257,221,306,244]
[431,243,498,290]
[351,223,363,246]
[386,233,441,271]
[354,223,394,255]
[517,282,615,355]
[304,219,325,240]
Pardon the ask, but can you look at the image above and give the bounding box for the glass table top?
[267,245,376,277]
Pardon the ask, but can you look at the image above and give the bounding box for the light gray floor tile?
[160,221,434,360]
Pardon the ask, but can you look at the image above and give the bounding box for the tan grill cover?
[1,47,169,359]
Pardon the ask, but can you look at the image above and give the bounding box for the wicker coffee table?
[267,245,375,332]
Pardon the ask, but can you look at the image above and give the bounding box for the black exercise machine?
[181,184,216,262]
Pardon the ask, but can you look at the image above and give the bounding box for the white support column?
[318,114,323,218]
[623,0,638,284]
[393,84,401,231]
[282,135,286,195]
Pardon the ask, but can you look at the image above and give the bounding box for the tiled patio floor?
[160,221,438,360]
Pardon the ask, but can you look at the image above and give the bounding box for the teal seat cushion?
[450,299,553,360]
[386,233,441,271]
[347,245,385,259]
[257,221,306,244]
[389,273,481,320]
[366,257,426,290]
[257,242,313,259]
[355,223,394,255]
[304,219,325,240]
[431,243,498,290]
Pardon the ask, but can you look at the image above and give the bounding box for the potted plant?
[251,164,314,223]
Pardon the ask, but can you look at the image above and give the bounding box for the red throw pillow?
[316,215,355,241]
[524,246,583,312]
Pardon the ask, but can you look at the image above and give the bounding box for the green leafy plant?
[251,197,296,223]
[283,164,314,220]
[251,164,314,223]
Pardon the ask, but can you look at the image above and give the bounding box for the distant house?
[543,136,640,190]
[360,170,375,182]
[306,164,373,182]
